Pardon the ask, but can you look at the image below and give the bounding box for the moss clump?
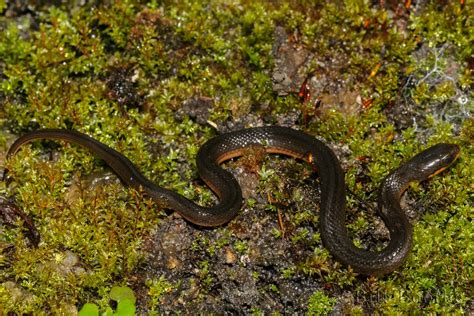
[307,290,336,316]
[146,276,174,313]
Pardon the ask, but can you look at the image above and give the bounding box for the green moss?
[306,290,336,316]
[233,240,248,254]
[197,260,214,288]
[146,276,174,313]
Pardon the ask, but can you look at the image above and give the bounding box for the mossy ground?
[0,0,472,314]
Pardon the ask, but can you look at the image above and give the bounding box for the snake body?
[4,126,460,275]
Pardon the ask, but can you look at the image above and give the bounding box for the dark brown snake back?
[4,127,460,275]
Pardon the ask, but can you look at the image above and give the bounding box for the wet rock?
[64,170,121,206]
[272,26,364,117]
[372,217,390,240]
[279,279,319,312]
[235,169,260,200]
[39,250,86,277]
[275,109,301,127]
[2,281,36,306]
[272,26,312,96]
[105,66,144,109]
[215,265,259,307]
[213,112,264,134]
[330,291,356,315]
[175,97,213,125]
[143,219,194,273]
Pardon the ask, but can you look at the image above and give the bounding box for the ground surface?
[0,0,472,314]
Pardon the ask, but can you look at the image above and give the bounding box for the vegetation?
[78,286,136,316]
[0,0,472,314]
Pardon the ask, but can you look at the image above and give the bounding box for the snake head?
[411,143,460,179]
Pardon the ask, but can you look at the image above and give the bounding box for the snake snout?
[413,143,460,178]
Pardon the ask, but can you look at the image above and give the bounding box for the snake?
[3,126,460,275]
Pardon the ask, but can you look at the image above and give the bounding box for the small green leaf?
[103,307,114,316]
[116,299,136,316]
[78,303,99,316]
[109,286,136,304]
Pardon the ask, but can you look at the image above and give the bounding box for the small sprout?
[258,166,276,183]
[252,271,260,280]
[269,284,279,294]
[271,227,283,239]
[146,276,174,311]
[109,286,136,305]
[247,198,257,208]
[281,267,295,279]
[290,228,309,244]
[78,286,136,316]
[306,291,336,316]
[234,240,248,254]
[78,303,99,316]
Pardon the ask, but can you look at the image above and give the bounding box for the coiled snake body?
[4,126,460,275]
